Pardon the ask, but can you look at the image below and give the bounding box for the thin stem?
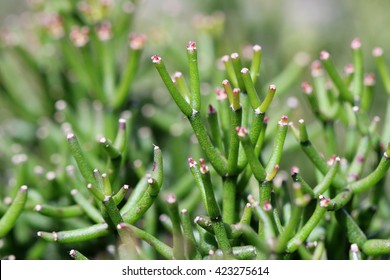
[207,105,224,152]
[67,133,96,186]
[362,239,390,256]
[173,72,190,102]
[180,209,202,260]
[250,45,262,84]
[335,209,367,248]
[71,189,104,223]
[187,41,201,111]
[351,38,364,98]
[117,223,173,259]
[222,176,238,224]
[259,85,276,113]
[200,160,232,257]
[373,47,390,94]
[113,184,129,205]
[221,55,238,88]
[37,223,110,243]
[34,204,83,219]
[113,40,144,109]
[241,68,261,110]
[166,194,185,259]
[231,53,246,91]
[0,185,28,237]
[313,157,340,196]
[152,55,193,117]
[286,199,327,253]
[227,107,242,175]
[237,126,266,182]
[351,144,390,193]
[265,116,289,178]
[69,249,89,260]
[189,112,228,175]
[103,195,123,226]
[320,50,354,103]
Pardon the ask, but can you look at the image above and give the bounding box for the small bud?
[364,73,375,86]
[236,126,248,137]
[311,60,323,77]
[186,40,196,51]
[66,133,75,140]
[215,87,227,100]
[351,38,361,50]
[96,21,112,41]
[327,155,339,165]
[188,157,197,168]
[278,116,289,126]
[241,67,249,74]
[263,200,272,211]
[231,52,239,60]
[151,55,162,64]
[372,47,383,57]
[350,243,360,253]
[319,195,331,207]
[167,193,176,204]
[199,158,209,174]
[344,64,354,75]
[291,166,300,175]
[41,13,64,39]
[172,71,182,82]
[320,50,330,60]
[253,44,262,52]
[208,104,216,114]
[129,33,146,50]
[70,26,89,47]
[221,55,229,63]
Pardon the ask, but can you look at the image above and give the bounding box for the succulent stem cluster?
[1,2,390,260]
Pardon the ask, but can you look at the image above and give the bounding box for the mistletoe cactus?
[1,1,390,260]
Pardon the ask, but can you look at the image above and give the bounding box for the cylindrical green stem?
[200,160,232,257]
[362,239,390,256]
[0,185,28,237]
[237,126,266,182]
[37,223,110,243]
[180,209,202,260]
[166,194,185,259]
[67,133,96,185]
[69,249,89,260]
[335,209,367,248]
[152,55,193,117]
[71,189,104,223]
[189,112,228,176]
[286,200,327,253]
[250,45,262,84]
[241,68,261,109]
[351,145,390,193]
[34,204,83,219]
[117,223,173,259]
[320,51,354,103]
[187,41,201,111]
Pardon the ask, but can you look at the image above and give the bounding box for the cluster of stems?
[150,39,390,259]
[2,4,390,259]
